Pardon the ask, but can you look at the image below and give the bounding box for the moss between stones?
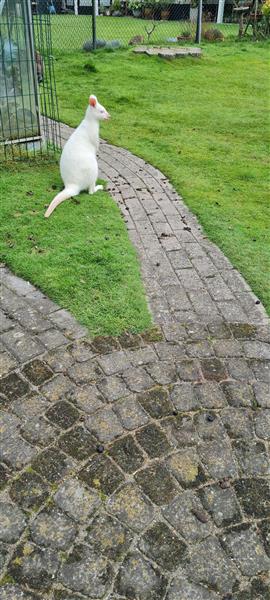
[0,574,16,586]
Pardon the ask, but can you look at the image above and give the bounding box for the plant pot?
[132,9,141,17]
[177,35,192,41]
[161,9,170,19]
[144,7,153,18]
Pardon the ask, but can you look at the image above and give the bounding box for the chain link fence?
[33,1,240,52]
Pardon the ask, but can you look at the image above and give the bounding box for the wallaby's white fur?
[45,95,110,218]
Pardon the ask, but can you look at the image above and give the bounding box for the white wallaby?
[44,94,110,218]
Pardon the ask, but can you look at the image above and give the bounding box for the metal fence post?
[92,0,97,50]
[195,0,203,43]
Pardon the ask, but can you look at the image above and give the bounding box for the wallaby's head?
[87,95,110,121]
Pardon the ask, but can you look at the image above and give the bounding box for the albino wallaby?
[44,95,110,218]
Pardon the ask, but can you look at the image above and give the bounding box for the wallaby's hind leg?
[89,184,103,195]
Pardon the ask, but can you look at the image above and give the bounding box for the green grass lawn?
[0,162,151,336]
[53,41,270,314]
[47,14,238,52]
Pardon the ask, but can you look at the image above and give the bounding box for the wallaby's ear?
[89,95,97,107]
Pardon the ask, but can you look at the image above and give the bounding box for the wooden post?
[253,0,258,37]
[239,11,244,36]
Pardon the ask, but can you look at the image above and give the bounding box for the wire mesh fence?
[32,1,240,53]
[0,0,60,161]
[34,11,61,151]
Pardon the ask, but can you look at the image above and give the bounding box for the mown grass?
[0,162,151,336]
[47,14,238,52]
[54,41,270,313]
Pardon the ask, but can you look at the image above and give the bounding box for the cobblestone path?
[0,123,269,600]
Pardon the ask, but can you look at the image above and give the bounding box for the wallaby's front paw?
[95,184,103,193]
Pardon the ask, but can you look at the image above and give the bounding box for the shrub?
[105,40,122,48]
[262,0,270,17]
[83,39,106,52]
[203,28,224,41]
[182,30,192,38]
[111,0,121,11]
[128,0,142,10]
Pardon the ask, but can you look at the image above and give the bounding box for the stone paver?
[0,123,269,598]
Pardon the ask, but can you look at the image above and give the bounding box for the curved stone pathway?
[0,123,269,600]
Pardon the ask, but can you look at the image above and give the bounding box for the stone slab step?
[133,46,202,58]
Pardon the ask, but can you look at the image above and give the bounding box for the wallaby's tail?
[44,185,79,218]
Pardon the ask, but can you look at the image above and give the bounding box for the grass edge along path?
[54,42,270,314]
[0,161,152,337]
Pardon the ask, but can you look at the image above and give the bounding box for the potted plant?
[128,0,142,17]
[177,29,192,40]
[111,0,122,16]
[144,0,160,19]
[160,0,170,20]
[260,0,270,36]
[100,2,111,15]
[144,0,153,19]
